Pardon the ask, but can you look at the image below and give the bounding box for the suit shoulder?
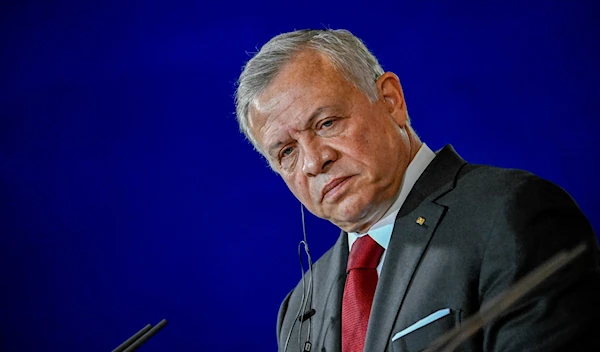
[459,163,534,184]
[455,163,566,198]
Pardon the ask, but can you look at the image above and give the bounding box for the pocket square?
[392,308,451,342]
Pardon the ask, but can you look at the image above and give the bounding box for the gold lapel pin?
[416,217,426,226]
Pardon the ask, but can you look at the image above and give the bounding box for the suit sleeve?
[276,289,293,349]
[479,175,600,351]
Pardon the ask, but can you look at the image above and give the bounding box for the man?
[234,29,600,352]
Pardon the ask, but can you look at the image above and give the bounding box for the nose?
[301,139,337,177]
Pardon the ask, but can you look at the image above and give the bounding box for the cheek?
[282,175,312,203]
[340,124,380,162]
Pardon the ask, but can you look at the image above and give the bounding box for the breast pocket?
[391,308,461,352]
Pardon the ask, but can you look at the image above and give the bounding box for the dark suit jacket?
[276,145,600,352]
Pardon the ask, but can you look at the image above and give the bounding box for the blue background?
[1,1,598,351]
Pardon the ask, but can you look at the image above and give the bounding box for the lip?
[321,176,353,202]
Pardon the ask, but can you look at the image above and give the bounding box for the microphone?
[299,309,316,322]
[112,319,168,352]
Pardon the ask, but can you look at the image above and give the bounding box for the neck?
[406,126,423,164]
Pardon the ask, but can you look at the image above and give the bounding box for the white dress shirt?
[347,143,436,275]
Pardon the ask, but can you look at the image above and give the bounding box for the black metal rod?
[112,324,153,352]
[122,319,168,352]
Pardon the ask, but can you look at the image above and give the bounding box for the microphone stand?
[112,319,168,352]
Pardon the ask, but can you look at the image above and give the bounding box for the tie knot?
[347,235,384,272]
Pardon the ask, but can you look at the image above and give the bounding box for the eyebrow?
[266,105,334,157]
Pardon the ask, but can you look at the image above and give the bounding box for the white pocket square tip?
[391,308,451,341]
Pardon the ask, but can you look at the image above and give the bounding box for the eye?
[279,146,296,169]
[321,119,334,128]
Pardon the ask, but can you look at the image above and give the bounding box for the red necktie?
[342,235,384,352]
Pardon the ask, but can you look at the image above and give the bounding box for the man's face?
[248,50,414,233]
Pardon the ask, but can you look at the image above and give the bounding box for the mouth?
[321,176,354,202]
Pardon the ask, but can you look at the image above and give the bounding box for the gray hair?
[234,29,385,154]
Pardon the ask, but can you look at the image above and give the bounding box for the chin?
[333,220,371,234]
[328,200,374,233]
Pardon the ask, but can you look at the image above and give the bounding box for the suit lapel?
[363,144,468,351]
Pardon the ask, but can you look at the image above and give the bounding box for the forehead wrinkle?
[273,93,306,127]
[262,91,312,139]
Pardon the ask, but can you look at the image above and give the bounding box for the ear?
[376,72,408,126]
